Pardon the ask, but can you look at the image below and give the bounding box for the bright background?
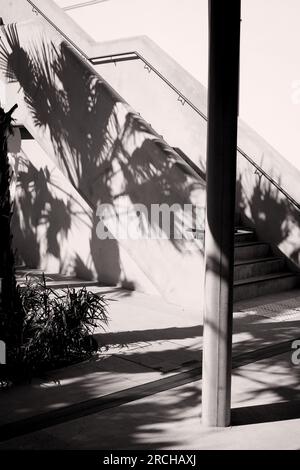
[54,0,300,170]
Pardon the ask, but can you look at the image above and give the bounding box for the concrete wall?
[2,0,300,306]
[0,12,206,307]
[56,0,300,177]
[48,0,300,269]
[89,39,300,271]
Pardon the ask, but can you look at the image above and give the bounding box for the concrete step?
[234,257,285,281]
[234,272,300,302]
[234,241,270,261]
[234,228,255,243]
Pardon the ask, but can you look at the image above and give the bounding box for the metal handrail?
[237,146,300,212]
[26,0,90,61]
[90,52,208,122]
[24,0,300,213]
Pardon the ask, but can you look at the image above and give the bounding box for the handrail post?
[201,0,241,427]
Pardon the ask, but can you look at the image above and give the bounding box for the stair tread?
[234,271,298,286]
[234,228,254,234]
[235,226,253,231]
[235,241,269,247]
[234,256,283,266]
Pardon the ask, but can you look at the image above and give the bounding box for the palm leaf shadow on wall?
[0,24,203,288]
[236,173,300,265]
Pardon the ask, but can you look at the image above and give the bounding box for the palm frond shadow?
[1,24,204,288]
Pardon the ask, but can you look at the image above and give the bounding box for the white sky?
[54,0,300,169]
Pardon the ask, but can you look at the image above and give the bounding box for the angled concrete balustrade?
[0,4,206,307]
[1,0,300,306]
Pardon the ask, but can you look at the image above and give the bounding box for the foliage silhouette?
[18,274,108,378]
[237,172,300,265]
[0,24,204,288]
[0,103,24,379]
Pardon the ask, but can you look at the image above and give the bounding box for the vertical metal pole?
[201,0,241,427]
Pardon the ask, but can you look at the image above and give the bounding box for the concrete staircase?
[15,231,300,302]
[3,6,300,307]
[234,227,300,301]
[13,136,300,302]
[174,146,300,302]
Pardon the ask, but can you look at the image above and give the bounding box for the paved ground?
[0,286,300,449]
